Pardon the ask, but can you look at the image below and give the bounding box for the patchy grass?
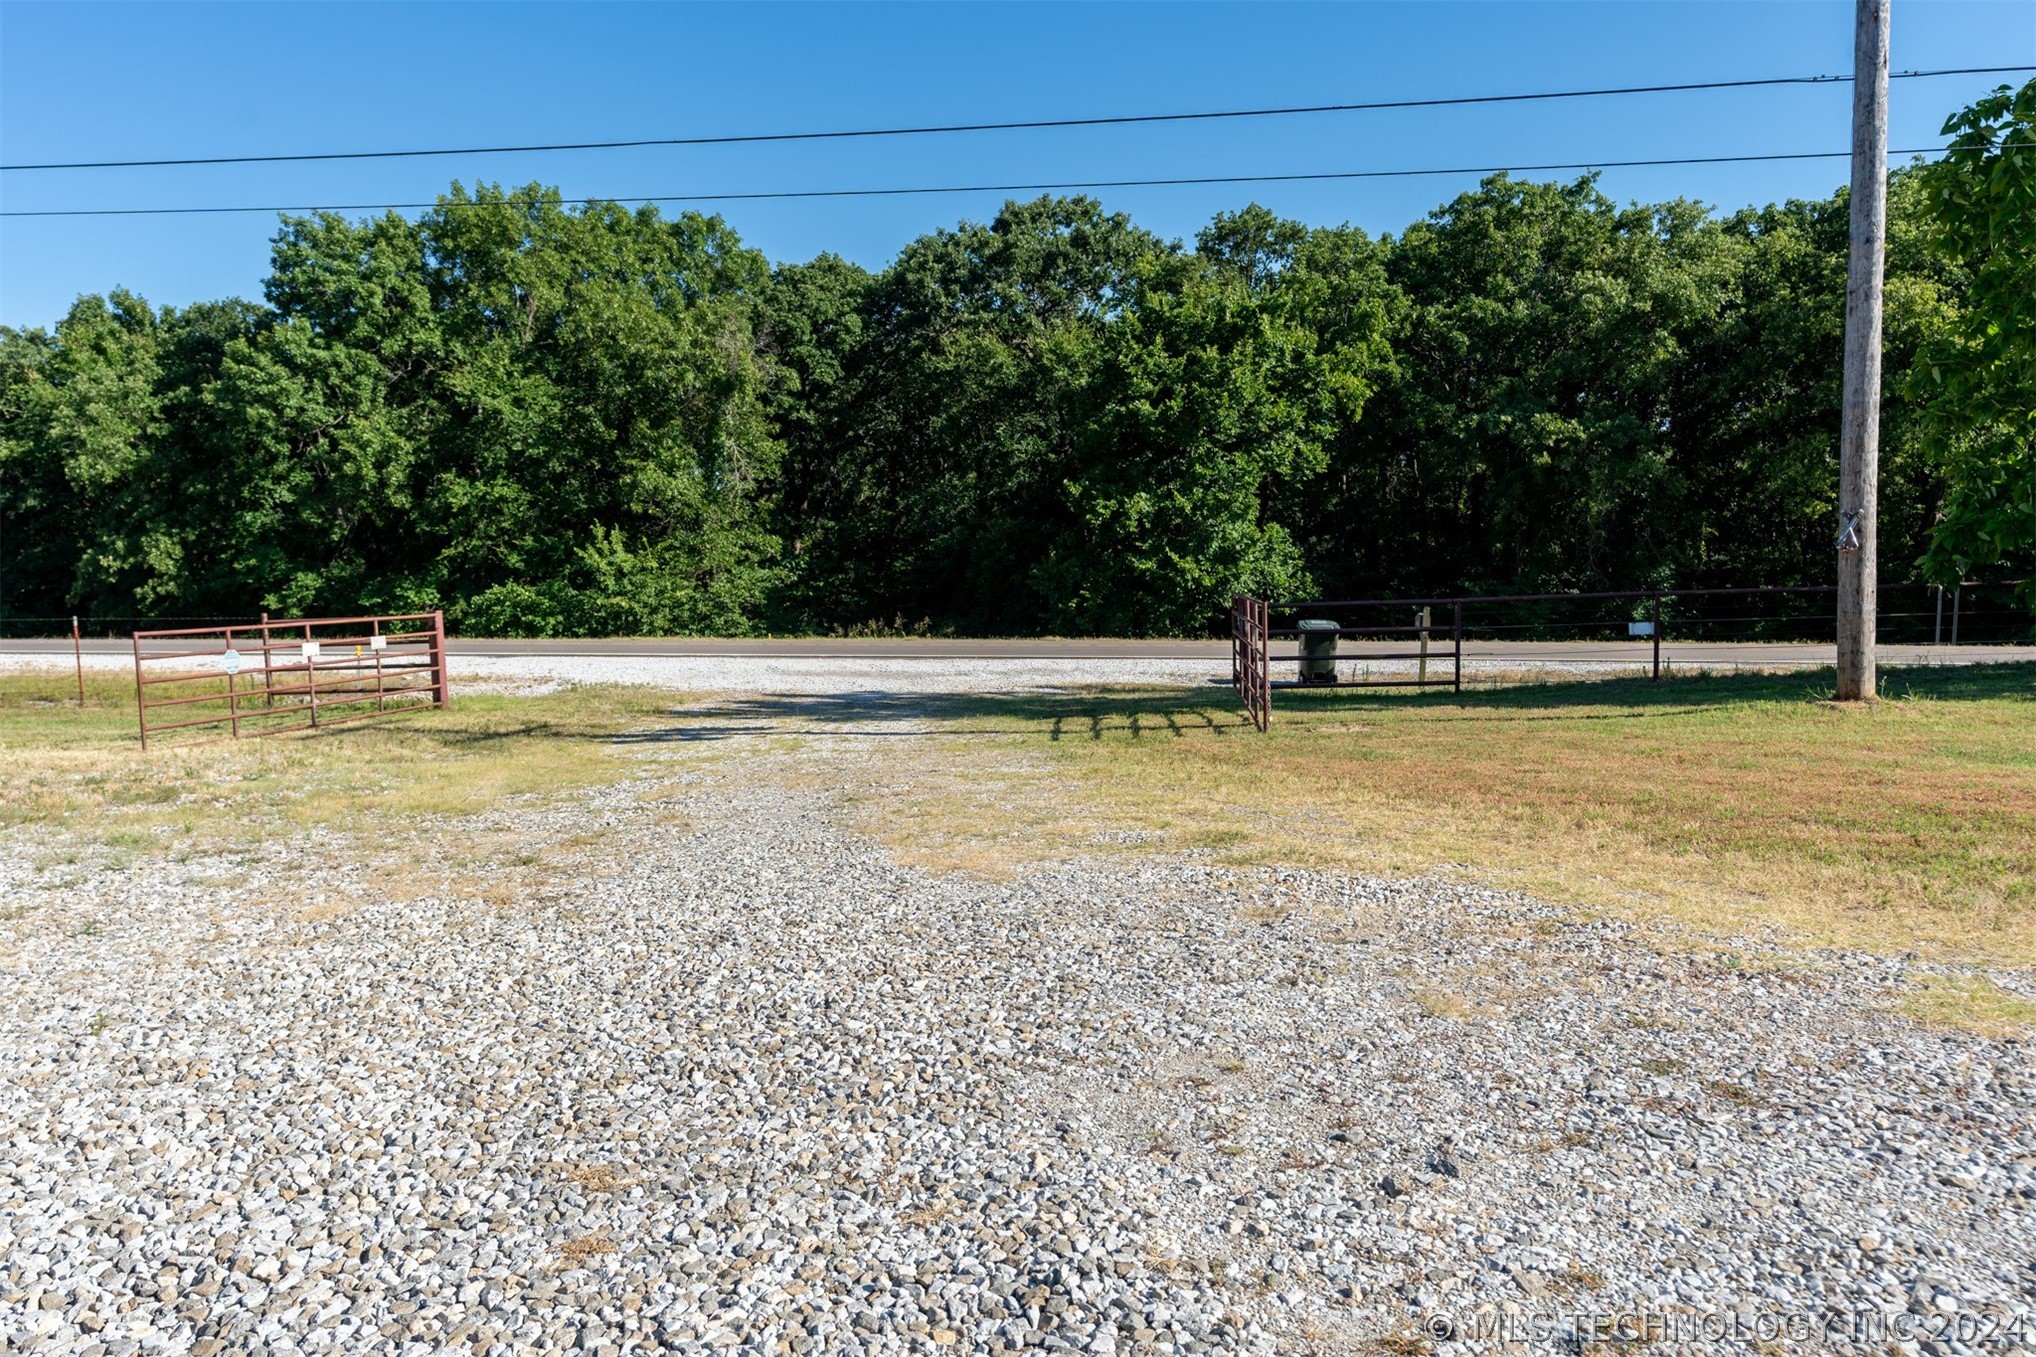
[1902,974,2036,1037]
[11,662,2034,1026]
[1407,985,1479,1022]
[563,1164,635,1193]
[555,1231,618,1263]
[0,671,690,858]
[802,666,2036,974]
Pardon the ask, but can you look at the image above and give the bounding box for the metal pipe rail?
[132,611,449,749]
[1225,579,2032,727]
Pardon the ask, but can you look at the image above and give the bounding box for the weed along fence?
[131,612,449,748]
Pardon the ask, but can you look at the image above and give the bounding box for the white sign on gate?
[301,640,321,662]
[220,648,243,675]
[369,634,387,652]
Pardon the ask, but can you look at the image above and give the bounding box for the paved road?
[5,635,2032,667]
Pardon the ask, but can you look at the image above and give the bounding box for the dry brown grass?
[0,672,697,889]
[564,1164,634,1193]
[0,675,692,854]
[839,666,2036,979]
[556,1231,618,1262]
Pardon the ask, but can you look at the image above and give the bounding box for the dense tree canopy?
[5,86,2031,634]
[1911,79,2036,587]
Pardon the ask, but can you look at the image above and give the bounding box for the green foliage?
[1913,79,2036,586]
[1,139,2026,635]
[1035,211,1396,632]
[3,185,782,635]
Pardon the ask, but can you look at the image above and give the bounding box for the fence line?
[1232,582,2033,728]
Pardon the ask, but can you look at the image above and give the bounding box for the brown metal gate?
[1231,595,1270,732]
[132,611,449,748]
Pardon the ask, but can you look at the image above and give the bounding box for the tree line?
[3,83,2029,636]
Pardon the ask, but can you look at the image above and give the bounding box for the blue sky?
[2,0,2030,329]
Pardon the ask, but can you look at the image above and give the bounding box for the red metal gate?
[132,611,449,749]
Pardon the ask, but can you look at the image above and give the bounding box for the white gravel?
[7,652,1661,695]
[3,703,2033,1356]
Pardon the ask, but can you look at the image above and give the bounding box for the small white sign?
[301,640,322,662]
[369,634,387,652]
[1628,621,1656,637]
[220,648,243,675]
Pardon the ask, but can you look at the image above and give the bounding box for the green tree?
[753,253,876,624]
[1035,207,1398,632]
[1309,175,1737,597]
[791,196,1162,631]
[419,186,782,635]
[0,291,170,618]
[1663,169,1956,591]
[1912,79,2036,588]
[0,151,2009,638]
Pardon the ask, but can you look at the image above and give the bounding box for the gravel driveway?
[4,705,2032,1355]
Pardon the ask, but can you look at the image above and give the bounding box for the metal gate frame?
[1230,594,1270,732]
[132,611,449,749]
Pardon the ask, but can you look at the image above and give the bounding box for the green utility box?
[1297,618,1340,684]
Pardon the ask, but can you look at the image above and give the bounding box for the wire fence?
[1279,581,2032,650]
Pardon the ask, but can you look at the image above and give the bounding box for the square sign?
[301,640,321,662]
[220,648,242,675]
[369,634,387,652]
[1628,621,1656,637]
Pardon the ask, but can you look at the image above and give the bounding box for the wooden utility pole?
[1836,0,1889,700]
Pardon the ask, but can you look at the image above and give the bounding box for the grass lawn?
[826,666,2036,987]
[0,671,684,869]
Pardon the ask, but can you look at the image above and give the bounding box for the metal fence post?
[1652,591,1662,681]
[1452,602,1463,694]
[1231,595,1242,690]
[304,621,318,726]
[430,610,450,708]
[261,611,275,708]
[131,632,148,750]
[1934,585,1944,646]
[72,615,84,704]
[224,626,240,739]
[1417,606,1431,685]
[1951,585,1961,646]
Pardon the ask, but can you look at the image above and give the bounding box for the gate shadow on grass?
[608,688,1255,742]
[608,663,2034,745]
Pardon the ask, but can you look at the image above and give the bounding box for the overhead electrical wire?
[1,66,2028,173]
[2,145,2022,219]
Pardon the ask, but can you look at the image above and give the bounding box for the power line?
[2,66,2027,173]
[0,146,2006,219]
